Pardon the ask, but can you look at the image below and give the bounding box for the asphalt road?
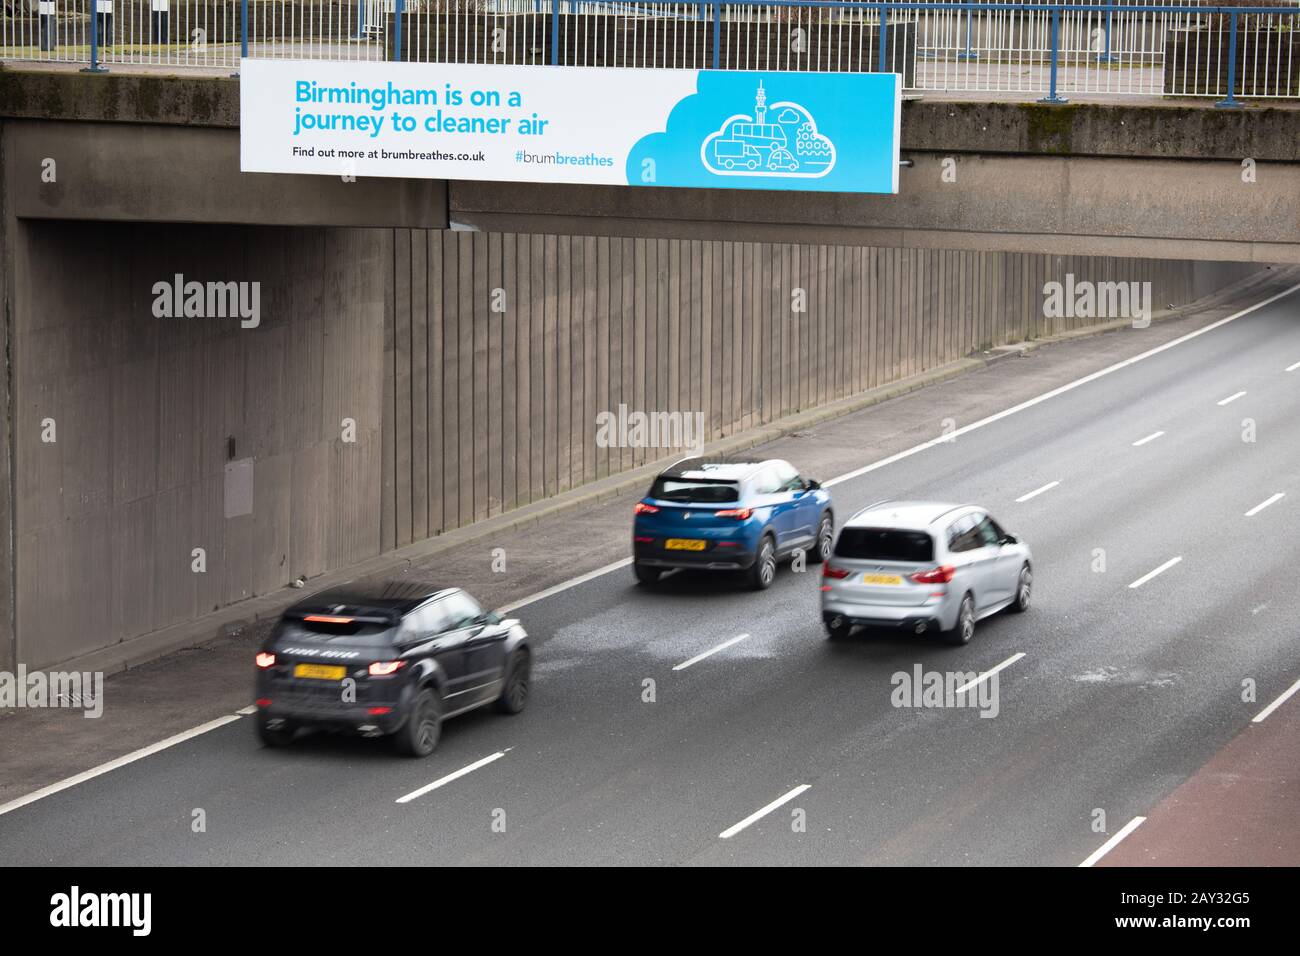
[3,286,1299,866]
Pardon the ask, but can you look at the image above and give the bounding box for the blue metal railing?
[14,1,1300,105]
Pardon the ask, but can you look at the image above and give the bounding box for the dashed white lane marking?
[674,634,751,672]
[1285,360,1300,372]
[1015,481,1060,503]
[1079,816,1147,867]
[1252,677,1300,724]
[497,557,633,615]
[1216,390,1247,406]
[1131,431,1165,447]
[1244,493,1285,518]
[1128,556,1182,589]
[719,784,811,840]
[395,749,512,804]
[0,714,244,818]
[953,653,1026,695]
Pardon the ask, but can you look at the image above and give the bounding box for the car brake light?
[822,564,852,579]
[255,652,276,668]
[367,706,393,716]
[634,536,654,543]
[714,508,753,519]
[256,698,272,707]
[634,502,659,515]
[305,614,354,624]
[910,565,956,584]
[368,660,407,677]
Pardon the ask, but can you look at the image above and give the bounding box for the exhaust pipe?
[914,621,927,634]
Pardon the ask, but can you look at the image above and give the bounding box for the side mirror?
[1000,533,1019,546]
[805,479,821,490]
[484,610,502,625]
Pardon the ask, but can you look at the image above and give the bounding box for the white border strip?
[1079,815,1147,867]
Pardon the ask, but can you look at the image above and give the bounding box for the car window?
[649,477,739,503]
[835,528,935,562]
[948,515,985,553]
[416,602,453,636]
[751,468,782,495]
[440,591,483,629]
[976,516,1002,547]
[772,461,802,492]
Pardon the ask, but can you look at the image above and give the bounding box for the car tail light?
[256,698,272,708]
[367,706,393,716]
[717,541,738,548]
[634,502,659,515]
[822,564,852,579]
[368,660,407,677]
[714,508,753,519]
[255,652,276,668]
[910,565,956,584]
[634,535,654,543]
[305,614,354,624]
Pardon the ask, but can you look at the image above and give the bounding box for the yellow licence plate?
[862,573,903,586]
[293,663,347,681]
[665,538,707,551]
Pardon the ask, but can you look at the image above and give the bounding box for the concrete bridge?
[0,65,1293,672]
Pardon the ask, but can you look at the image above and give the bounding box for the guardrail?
[4,2,1299,103]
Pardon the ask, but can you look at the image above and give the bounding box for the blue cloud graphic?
[626,70,899,194]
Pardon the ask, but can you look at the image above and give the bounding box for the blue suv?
[633,457,834,589]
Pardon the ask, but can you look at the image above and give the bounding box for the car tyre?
[255,715,295,748]
[947,594,976,646]
[634,563,663,586]
[1010,563,1032,613]
[810,513,834,564]
[395,687,442,757]
[747,536,778,590]
[496,648,531,715]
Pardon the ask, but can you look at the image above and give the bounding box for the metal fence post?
[958,6,978,61]
[1037,5,1067,103]
[550,0,560,65]
[712,1,721,70]
[877,5,889,74]
[81,0,108,72]
[1097,0,1117,63]
[394,0,404,61]
[354,0,366,40]
[231,0,247,76]
[1215,11,1242,107]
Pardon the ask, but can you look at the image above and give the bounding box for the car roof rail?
[929,504,975,525]
[847,499,896,522]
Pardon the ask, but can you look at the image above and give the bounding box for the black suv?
[255,581,531,757]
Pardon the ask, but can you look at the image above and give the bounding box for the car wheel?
[948,594,976,646]
[395,687,442,757]
[255,716,295,748]
[747,536,778,590]
[824,614,852,641]
[496,648,531,715]
[634,563,662,586]
[1010,564,1032,613]
[810,513,834,564]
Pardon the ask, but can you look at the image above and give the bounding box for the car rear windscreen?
[649,478,740,504]
[835,527,935,562]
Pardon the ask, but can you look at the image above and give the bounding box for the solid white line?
[1244,493,1285,518]
[0,714,244,818]
[395,749,510,804]
[497,557,632,614]
[1015,481,1060,503]
[1079,816,1147,867]
[673,633,750,671]
[1285,360,1300,372]
[1128,556,1182,589]
[1252,677,1300,724]
[719,784,811,839]
[1131,430,1165,447]
[953,652,1026,695]
[1216,390,1247,406]
[822,284,1300,490]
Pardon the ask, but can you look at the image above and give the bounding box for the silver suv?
[820,501,1032,645]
